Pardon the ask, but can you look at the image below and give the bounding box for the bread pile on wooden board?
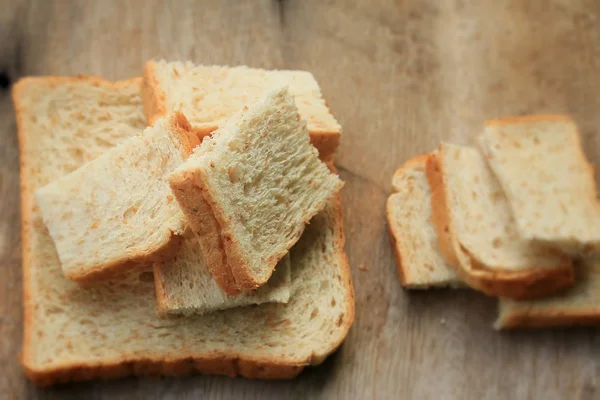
[13,61,354,387]
[387,115,600,330]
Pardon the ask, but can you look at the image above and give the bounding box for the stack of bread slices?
[387,115,600,329]
[13,60,354,386]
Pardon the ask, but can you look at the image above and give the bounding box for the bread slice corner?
[426,142,574,299]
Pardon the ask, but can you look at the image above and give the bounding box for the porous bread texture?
[169,86,344,294]
[143,60,341,160]
[496,257,600,329]
[386,154,462,288]
[427,143,574,299]
[14,76,354,386]
[154,228,291,317]
[479,115,600,254]
[35,111,199,283]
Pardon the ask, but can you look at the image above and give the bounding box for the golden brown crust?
[495,309,600,330]
[142,61,168,125]
[425,153,461,269]
[23,355,305,387]
[427,147,574,300]
[385,198,410,285]
[16,76,354,386]
[168,111,200,157]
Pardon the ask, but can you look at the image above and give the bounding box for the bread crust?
[425,153,461,269]
[495,309,600,330]
[426,149,574,300]
[142,61,168,126]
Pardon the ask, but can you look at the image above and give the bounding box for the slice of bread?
[169,87,344,294]
[153,229,291,317]
[14,76,354,386]
[143,60,341,160]
[34,111,199,283]
[386,155,462,288]
[496,257,600,329]
[427,143,574,299]
[479,115,600,253]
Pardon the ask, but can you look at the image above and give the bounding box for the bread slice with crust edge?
[386,154,463,288]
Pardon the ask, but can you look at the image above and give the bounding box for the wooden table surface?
[2,0,600,399]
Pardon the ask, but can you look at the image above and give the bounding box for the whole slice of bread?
[496,257,600,329]
[386,155,462,288]
[143,60,342,160]
[14,76,354,386]
[169,87,344,294]
[479,115,600,253]
[427,143,574,299]
[34,111,199,283]
[154,229,291,317]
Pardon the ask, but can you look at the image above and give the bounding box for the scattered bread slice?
[14,76,355,386]
[386,155,462,288]
[427,143,574,299]
[496,257,600,329]
[169,87,343,294]
[143,60,342,160]
[34,111,199,283]
[479,115,600,253]
[153,229,291,317]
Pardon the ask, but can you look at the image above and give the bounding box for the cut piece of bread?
[496,257,600,329]
[479,115,600,253]
[169,87,344,294]
[143,60,342,160]
[14,76,354,386]
[34,111,199,283]
[386,154,462,288]
[427,143,574,299]
[153,228,291,317]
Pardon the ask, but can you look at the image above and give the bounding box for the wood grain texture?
[1,0,600,398]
